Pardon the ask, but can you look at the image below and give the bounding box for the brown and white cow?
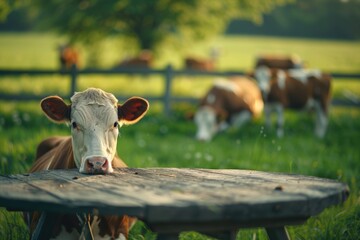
[58,44,79,70]
[254,66,331,138]
[254,54,303,70]
[184,56,216,71]
[194,76,264,141]
[184,47,220,71]
[115,50,153,69]
[25,88,149,239]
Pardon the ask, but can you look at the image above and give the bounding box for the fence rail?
[0,65,359,115]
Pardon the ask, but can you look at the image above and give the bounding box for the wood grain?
[0,168,349,232]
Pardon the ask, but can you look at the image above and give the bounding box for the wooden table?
[0,168,349,240]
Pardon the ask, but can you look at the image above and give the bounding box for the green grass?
[1,103,359,239]
[0,33,360,239]
[1,33,360,102]
[1,33,359,73]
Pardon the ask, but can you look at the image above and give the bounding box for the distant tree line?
[0,0,291,52]
[226,0,360,40]
[1,0,359,41]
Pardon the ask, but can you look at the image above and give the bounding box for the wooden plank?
[0,168,349,230]
[127,168,348,222]
[156,233,179,240]
[0,171,145,216]
[146,218,306,237]
[0,174,65,212]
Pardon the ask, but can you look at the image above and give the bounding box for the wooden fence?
[0,65,359,115]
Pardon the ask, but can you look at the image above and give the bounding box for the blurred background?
[0,0,359,239]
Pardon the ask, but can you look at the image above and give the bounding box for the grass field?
[1,33,360,100]
[0,33,360,239]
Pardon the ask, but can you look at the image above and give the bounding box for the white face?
[41,88,149,175]
[254,66,271,98]
[194,107,217,141]
[70,101,119,174]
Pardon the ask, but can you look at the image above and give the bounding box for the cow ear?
[41,96,71,123]
[118,97,149,125]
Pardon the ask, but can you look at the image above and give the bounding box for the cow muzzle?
[196,129,214,142]
[84,156,109,174]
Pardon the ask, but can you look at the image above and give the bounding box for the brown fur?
[59,45,79,70]
[310,73,332,114]
[266,70,331,112]
[261,69,332,138]
[255,55,303,70]
[115,50,153,68]
[199,76,263,123]
[185,57,215,71]
[97,215,133,239]
[35,136,71,162]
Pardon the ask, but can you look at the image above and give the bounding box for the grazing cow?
[194,76,264,141]
[185,56,216,71]
[58,44,79,70]
[255,54,303,70]
[115,50,153,68]
[185,47,220,71]
[254,66,331,138]
[25,88,149,239]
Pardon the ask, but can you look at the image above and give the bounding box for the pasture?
[0,33,360,239]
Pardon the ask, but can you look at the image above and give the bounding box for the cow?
[115,50,153,68]
[58,44,79,70]
[25,88,149,239]
[194,76,264,141]
[254,54,303,70]
[184,56,216,71]
[254,66,331,138]
[184,47,220,71]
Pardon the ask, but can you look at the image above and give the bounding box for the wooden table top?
[0,168,349,232]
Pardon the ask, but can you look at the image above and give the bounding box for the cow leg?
[218,121,230,132]
[264,104,272,129]
[231,111,251,128]
[275,103,284,138]
[313,100,328,138]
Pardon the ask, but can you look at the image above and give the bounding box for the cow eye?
[72,122,77,129]
[113,122,118,128]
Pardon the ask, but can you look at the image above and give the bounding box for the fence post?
[70,64,78,96]
[164,64,173,116]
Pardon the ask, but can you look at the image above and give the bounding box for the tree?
[32,0,292,51]
[0,0,28,21]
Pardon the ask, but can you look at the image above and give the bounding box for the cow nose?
[85,157,109,174]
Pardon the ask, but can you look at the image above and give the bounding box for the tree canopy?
[31,0,291,51]
[0,0,27,21]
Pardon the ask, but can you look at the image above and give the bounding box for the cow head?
[40,88,149,174]
[254,66,272,100]
[194,106,227,141]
